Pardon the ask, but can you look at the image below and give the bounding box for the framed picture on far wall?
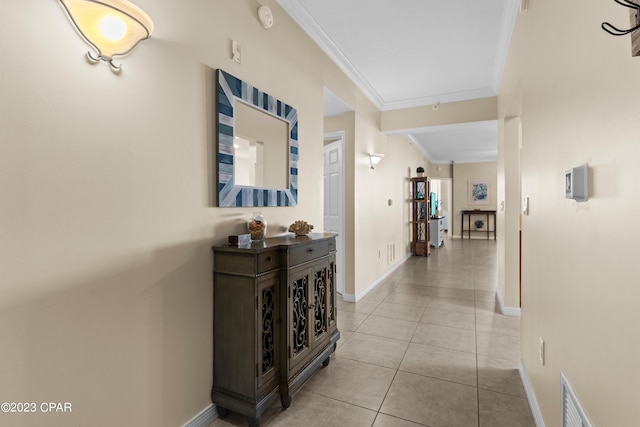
[468,180,490,205]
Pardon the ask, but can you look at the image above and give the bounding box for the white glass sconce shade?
[59,0,154,70]
[368,153,384,169]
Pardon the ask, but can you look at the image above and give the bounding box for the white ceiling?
[277,0,520,164]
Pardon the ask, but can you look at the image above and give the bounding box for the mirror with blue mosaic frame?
[216,69,299,207]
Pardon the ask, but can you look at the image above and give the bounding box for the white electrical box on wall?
[565,164,588,202]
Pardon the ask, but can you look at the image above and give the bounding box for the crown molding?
[380,87,496,111]
[491,0,520,93]
[404,134,434,163]
[278,0,517,111]
[277,0,385,109]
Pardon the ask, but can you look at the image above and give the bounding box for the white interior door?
[323,135,344,295]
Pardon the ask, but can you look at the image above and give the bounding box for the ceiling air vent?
[561,373,592,427]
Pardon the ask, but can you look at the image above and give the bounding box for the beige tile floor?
[209,237,535,427]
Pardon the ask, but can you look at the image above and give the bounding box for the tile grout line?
[370,289,420,427]
[476,297,483,426]
[374,260,441,427]
[338,240,505,427]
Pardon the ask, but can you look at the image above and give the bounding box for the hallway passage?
[210,237,535,427]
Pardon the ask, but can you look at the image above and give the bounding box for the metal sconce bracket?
[602,0,640,56]
[86,51,122,73]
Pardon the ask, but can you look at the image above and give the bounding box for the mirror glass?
[216,69,298,207]
[234,101,289,188]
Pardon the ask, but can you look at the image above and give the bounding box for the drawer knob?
[307,249,314,253]
[266,257,273,262]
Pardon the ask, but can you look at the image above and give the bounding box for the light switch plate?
[232,40,242,64]
[522,197,529,216]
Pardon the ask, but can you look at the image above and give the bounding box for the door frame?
[323,131,345,295]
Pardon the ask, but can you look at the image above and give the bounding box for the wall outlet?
[539,337,545,365]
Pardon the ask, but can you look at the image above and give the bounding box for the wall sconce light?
[59,0,154,72]
[368,153,385,169]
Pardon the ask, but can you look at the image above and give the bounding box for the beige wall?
[0,0,406,425]
[452,162,498,237]
[425,162,453,179]
[10,1,638,426]
[500,1,640,425]
[381,97,498,133]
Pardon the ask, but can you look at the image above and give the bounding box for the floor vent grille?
[561,373,592,427]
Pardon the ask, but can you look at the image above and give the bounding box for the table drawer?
[289,240,331,266]
[257,250,280,274]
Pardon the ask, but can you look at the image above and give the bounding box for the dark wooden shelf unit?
[411,176,431,256]
[411,177,431,256]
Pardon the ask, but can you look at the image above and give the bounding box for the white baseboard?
[183,403,218,427]
[342,293,357,302]
[519,360,545,427]
[495,290,521,317]
[452,234,496,240]
[342,253,411,302]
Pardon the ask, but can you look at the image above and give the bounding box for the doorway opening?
[323,132,345,295]
[430,178,453,236]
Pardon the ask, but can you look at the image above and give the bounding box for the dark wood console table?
[212,233,340,427]
[461,210,496,240]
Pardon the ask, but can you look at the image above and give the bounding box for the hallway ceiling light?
[59,0,154,72]
[368,153,384,169]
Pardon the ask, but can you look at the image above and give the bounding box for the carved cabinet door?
[287,259,332,375]
[310,260,330,349]
[287,264,313,374]
[257,274,280,392]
